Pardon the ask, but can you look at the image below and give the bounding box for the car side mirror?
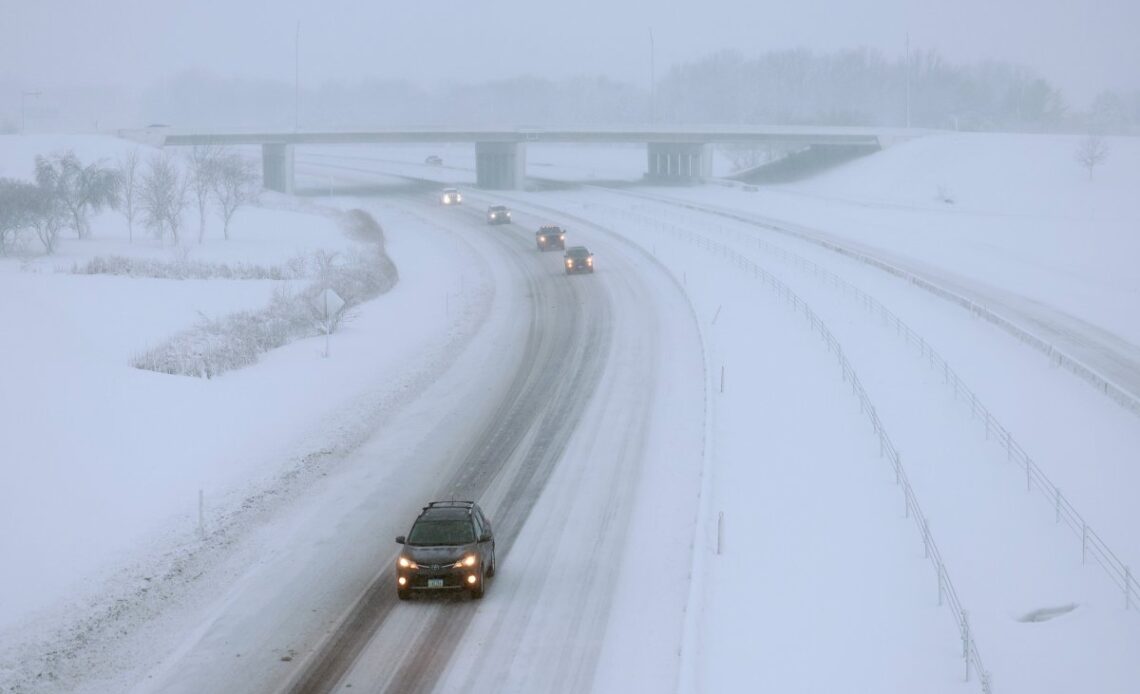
[479,532,492,543]
[395,535,406,544]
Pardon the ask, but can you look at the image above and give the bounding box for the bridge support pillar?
[646,142,711,183]
[262,143,295,194]
[475,141,526,189]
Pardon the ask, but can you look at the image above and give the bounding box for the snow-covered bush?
[132,211,398,378]
[72,254,311,281]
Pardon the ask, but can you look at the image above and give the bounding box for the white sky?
[2,0,1138,106]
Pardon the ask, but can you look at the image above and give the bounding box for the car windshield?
[407,519,475,546]
[567,248,590,258]
[491,206,507,211]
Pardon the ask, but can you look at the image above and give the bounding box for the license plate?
[428,578,444,588]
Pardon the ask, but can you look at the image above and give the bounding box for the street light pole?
[21,91,42,134]
[294,21,300,131]
[904,33,911,129]
[649,28,656,125]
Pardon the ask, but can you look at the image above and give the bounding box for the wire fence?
[603,211,994,692]
[615,190,1140,420]
[601,199,1138,615]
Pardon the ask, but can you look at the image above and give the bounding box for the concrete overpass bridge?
[139,125,923,192]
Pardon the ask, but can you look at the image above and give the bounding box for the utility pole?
[294,21,300,131]
[20,91,41,134]
[904,33,911,129]
[649,28,656,125]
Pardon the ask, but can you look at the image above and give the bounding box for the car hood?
[403,545,472,564]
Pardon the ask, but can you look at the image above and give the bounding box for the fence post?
[962,611,971,682]
[1127,566,1133,610]
[197,489,205,539]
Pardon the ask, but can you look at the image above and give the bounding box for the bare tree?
[28,185,68,254]
[0,178,38,254]
[34,151,120,239]
[187,144,223,243]
[118,148,141,242]
[211,152,258,240]
[140,152,189,243]
[1075,134,1109,180]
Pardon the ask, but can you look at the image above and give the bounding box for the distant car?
[441,188,462,205]
[425,155,443,166]
[536,225,566,251]
[564,246,594,274]
[395,501,496,600]
[486,205,512,225]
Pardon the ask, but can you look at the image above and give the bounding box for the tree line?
[138,47,1138,134]
[0,146,257,255]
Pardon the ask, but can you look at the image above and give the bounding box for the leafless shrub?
[33,151,120,239]
[211,152,259,240]
[187,145,223,243]
[72,253,311,280]
[140,152,189,242]
[28,186,68,253]
[0,178,38,254]
[1074,134,1109,180]
[117,149,141,242]
[132,243,397,378]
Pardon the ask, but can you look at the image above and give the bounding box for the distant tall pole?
[649,28,656,124]
[905,33,911,128]
[294,21,300,131]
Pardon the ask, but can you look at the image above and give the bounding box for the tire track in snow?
[287,195,613,694]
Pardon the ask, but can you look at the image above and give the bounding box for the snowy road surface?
[134,182,707,694]
[5,134,1138,694]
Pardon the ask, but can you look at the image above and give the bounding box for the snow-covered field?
[1,131,1138,693]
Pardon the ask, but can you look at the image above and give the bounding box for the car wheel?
[397,587,411,601]
[470,566,486,599]
[486,548,496,578]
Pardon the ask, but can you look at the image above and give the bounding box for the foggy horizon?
[3,0,1139,111]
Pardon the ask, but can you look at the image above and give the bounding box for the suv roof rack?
[423,500,476,511]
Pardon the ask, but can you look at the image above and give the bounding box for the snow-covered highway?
[3,133,1138,694]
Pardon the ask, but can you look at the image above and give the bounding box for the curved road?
[270,195,608,692]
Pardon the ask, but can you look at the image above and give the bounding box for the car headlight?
[587,258,593,264]
[452,554,477,568]
[398,556,417,569]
